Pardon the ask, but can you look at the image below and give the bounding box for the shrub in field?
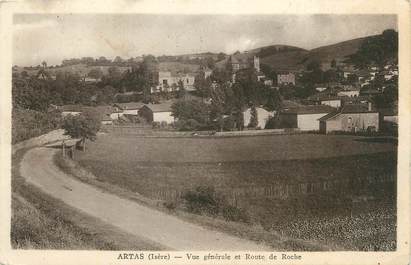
[182,186,250,223]
[222,205,249,223]
[182,186,220,216]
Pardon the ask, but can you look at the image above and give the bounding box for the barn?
[138,101,175,125]
[319,104,380,134]
[279,105,335,131]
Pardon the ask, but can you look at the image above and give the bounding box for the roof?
[114,102,145,110]
[144,101,175,113]
[101,114,112,121]
[319,104,378,121]
[281,105,335,115]
[230,53,252,64]
[60,104,84,112]
[158,62,200,74]
[281,100,304,109]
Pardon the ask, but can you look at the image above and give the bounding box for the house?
[60,105,83,117]
[315,86,328,92]
[320,97,342,108]
[277,72,296,86]
[229,54,264,82]
[337,88,360,97]
[279,105,335,131]
[101,115,113,125]
[138,101,175,124]
[153,71,196,93]
[113,102,145,116]
[243,107,275,129]
[319,103,379,134]
[379,107,398,124]
[229,54,260,73]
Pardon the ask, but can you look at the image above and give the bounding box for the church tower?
[253,56,260,72]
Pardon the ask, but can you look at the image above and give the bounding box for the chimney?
[368,102,372,111]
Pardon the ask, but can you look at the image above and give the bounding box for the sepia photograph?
[2,2,409,263]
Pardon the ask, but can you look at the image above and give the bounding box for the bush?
[163,201,176,211]
[152,122,160,129]
[182,186,220,216]
[182,186,250,223]
[222,205,249,223]
[174,119,202,131]
[12,108,62,144]
[264,115,281,129]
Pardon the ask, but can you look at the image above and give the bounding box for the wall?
[110,112,124,120]
[322,119,342,134]
[324,112,380,133]
[123,109,139,115]
[153,111,174,124]
[297,113,329,131]
[339,112,379,132]
[337,90,360,97]
[321,100,341,108]
[277,73,295,85]
[384,115,398,124]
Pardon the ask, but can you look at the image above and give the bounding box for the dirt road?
[20,147,271,250]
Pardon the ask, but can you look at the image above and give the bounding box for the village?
[10,20,398,252]
[29,49,398,137]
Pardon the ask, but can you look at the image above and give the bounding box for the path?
[20,147,271,250]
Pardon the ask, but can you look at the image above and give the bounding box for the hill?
[300,36,370,70]
[215,44,307,70]
[14,64,132,77]
[216,36,372,72]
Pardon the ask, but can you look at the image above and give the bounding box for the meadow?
[75,133,397,250]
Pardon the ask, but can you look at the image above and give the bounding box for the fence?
[101,125,302,138]
[145,173,395,206]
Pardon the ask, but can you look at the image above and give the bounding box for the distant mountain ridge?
[216,35,378,72]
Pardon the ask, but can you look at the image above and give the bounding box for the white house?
[60,105,83,117]
[315,87,328,92]
[337,89,360,97]
[243,107,275,129]
[113,102,144,116]
[139,101,175,124]
[320,98,342,108]
[279,105,335,131]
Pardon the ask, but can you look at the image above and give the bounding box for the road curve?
[20,147,271,251]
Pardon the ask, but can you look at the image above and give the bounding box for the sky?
[13,14,397,66]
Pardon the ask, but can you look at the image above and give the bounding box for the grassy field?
[75,133,397,250]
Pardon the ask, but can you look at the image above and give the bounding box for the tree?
[171,100,209,130]
[62,110,101,151]
[177,80,185,98]
[88,68,103,80]
[347,29,398,69]
[113,56,123,64]
[248,105,258,128]
[331,59,337,68]
[210,85,226,131]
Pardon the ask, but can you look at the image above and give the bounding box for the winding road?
[20,146,271,250]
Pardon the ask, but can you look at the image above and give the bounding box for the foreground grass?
[12,148,163,250]
[65,133,397,250]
